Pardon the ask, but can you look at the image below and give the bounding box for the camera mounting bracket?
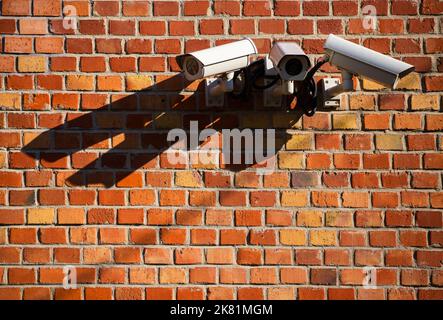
[263,57,282,107]
[205,72,235,107]
[317,70,353,109]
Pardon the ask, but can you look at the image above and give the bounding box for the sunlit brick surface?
[0,0,442,300]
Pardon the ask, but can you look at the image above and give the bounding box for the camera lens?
[285,58,303,76]
[185,58,199,76]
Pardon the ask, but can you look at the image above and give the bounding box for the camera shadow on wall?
[22,73,303,188]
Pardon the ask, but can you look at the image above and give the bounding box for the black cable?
[231,56,329,117]
[231,59,280,99]
[294,58,328,116]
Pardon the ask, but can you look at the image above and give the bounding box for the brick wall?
[0,0,442,300]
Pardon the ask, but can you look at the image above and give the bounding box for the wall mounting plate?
[205,78,224,107]
[319,78,341,109]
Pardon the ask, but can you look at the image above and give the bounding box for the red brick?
[214,1,240,15]
[288,19,314,35]
[115,288,143,300]
[418,289,443,300]
[311,268,337,285]
[200,19,224,35]
[122,1,149,16]
[155,39,181,54]
[85,288,112,300]
[6,75,33,90]
[161,228,187,245]
[407,134,436,151]
[96,38,122,54]
[50,57,76,71]
[363,38,390,54]
[2,0,31,16]
[325,249,351,266]
[274,1,300,16]
[379,93,404,111]
[408,18,435,34]
[80,57,106,72]
[146,287,173,300]
[169,21,194,36]
[296,249,322,265]
[9,190,35,206]
[0,209,25,225]
[94,1,119,16]
[0,172,22,187]
[394,38,421,54]
[220,229,247,245]
[363,154,390,169]
[391,0,418,15]
[425,76,443,91]
[0,288,21,300]
[414,57,435,73]
[401,191,429,208]
[130,229,156,245]
[329,288,355,300]
[153,1,179,16]
[175,248,203,265]
[110,20,136,36]
[416,251,443,267]
[386,250,414,266]
[332,1,358,15]
[177,287,205,300]
[145,208,171,226]
[303,0,329,16]
[40,228,66,244]
[380,19,404,34]
[243,1,272,16]
[79,20,105,35]
[66,38,92,53]
[237,287,263,299]
[259,20,285,34]
[219,191,247,206]
[37,75,63,90]
[298,287,326,300]
[140,21,166,35]
[317,20,343,34]
[23,287,51,300]
[416,211,442,228]
[184,1,209,15]
[4,37,32,53]
[363,113,390,129]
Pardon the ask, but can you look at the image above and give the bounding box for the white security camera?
[294,34,415,115]
[269,42,311,81]
[176,38,257,106]
[324,34,414,88]
[262,42,312,105]
[172,34,417,112]
[176,38,257,81]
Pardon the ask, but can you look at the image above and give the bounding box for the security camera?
[292,34,415,116]
[269,42,311,81]
[176,38,257,81]
[176,38,258,106]
[324,34,414,88]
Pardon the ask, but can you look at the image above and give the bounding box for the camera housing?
[269,42,311,81]
[176,38,257,81]
[324,34,415,88]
